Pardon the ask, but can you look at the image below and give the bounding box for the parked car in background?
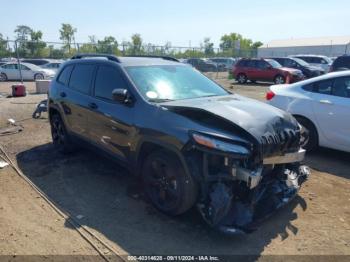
[233,58,304,84]
[208,57,236,71]
[186,58,218,72]
[271,57,325,78]
[290,55,333,72]
[48,54,309,234]
[41,61,63,72]
[0,62,56,81]
[330,55,350,72]
[21,58,53,66]
[267,71,350,152]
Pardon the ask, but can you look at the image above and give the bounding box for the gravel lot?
[0,74,349,260]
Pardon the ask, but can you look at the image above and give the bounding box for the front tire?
[295,116,318,151]
[0,73,7,82]
[142,150,198,215]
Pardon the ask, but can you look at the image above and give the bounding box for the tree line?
[0,24,263,59]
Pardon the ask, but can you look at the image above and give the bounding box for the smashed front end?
[183,128,310,235]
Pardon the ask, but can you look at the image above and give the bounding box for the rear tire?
[274,75,285,84]
[34,73,44,80]
[142,150,198,216]
[236,73,247,84]
[295,116,318,151]
[50,113,76,154]
[0,73,7,82]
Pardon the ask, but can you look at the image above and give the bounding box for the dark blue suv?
[48,54,309,234]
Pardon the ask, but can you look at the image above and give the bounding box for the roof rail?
[125,55,179,62]
[71,53,120,63]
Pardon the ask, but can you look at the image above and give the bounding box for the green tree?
[59,23,77,52]
[203,37,214,56]
[0,34,10,58]
[251,41,263,49]
[130,33,143,55]
[97,36,119,54]
[27,30,46,57]
[219,33,262,57]
[14,25,33,57]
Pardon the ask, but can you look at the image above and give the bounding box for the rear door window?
[314,79,333,95]
[69,64,95,94]
[256,60,268,69]
[94,65,127,101]
[57,65,73,85]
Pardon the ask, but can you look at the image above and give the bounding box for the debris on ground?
[0,160,9,169]
[0,125,23,136]
[32,99,48,119]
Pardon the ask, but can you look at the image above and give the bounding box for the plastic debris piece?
[0,160,9,169]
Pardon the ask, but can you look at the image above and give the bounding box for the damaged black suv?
[48,54,310,234]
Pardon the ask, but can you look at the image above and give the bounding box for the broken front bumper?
[263,149,306,165]
[196,149,310,235]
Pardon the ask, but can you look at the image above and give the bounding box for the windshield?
[266,59,282,68]
[293,58,309,66]
[125,65,228,102]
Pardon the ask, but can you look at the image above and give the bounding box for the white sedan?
[0,62,56,81]
[267,71,350,153]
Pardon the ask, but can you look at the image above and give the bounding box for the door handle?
[88,102,98,109]
[60,92,66,98]
[319,99,333,105]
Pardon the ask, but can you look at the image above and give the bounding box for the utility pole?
[14,40,23,84]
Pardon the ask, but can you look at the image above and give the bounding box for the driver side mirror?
[266,65,273,69]
[112,88,131,104]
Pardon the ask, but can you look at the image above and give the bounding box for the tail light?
[266,91,275,100]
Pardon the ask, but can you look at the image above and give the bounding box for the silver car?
[40,61,63,73]
[289,55,333,72]
[0,62,56,81]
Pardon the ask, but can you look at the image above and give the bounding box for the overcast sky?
[1,0,349,47]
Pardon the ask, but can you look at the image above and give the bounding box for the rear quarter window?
[68,64,95,94]
[57,65,73,85]
[302,83,314,92]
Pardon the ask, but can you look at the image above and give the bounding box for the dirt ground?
[0,74,349,260]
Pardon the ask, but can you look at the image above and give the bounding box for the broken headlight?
[191,132,250,157]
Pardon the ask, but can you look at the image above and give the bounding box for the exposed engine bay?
[184,132,310,235]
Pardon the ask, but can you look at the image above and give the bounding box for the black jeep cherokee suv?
[49,54,309,234]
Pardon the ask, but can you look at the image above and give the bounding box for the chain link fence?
[0,39,258,60]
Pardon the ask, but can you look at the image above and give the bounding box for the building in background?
[258,36,350,57]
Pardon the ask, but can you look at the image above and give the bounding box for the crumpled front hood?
[162,94,299,144]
